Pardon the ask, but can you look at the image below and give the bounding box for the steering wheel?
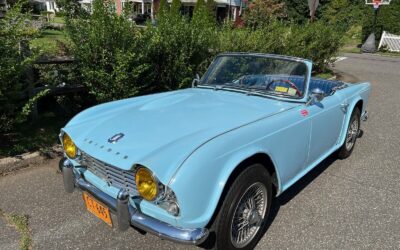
[265,79,302,97]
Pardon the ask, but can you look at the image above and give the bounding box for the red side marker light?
[300,109,309,117]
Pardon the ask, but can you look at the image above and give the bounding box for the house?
[82,0,244,21]
[0,0,7,19]
[171,0,244,21]
[30,0,59,13]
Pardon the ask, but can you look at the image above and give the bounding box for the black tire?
[203,164,272,250]
[337,108,361,159]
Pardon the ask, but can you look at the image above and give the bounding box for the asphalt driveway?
[1,53,399,250]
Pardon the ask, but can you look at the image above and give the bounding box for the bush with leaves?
[64,0,343,103]
[66,0,218,101]
[0,1,38,133]
[321,0,365,32]
[218,20,342,72]
[141,0,217,90]
[243,0,287,29]
[66,0,149,102]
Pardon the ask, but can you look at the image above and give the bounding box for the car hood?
[63,88,297,184]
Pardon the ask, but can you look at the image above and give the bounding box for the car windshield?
[200,55,308,99]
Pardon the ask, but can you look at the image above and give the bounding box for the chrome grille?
[79,151,138,196]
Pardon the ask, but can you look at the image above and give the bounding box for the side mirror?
[307,88,325,105]
[192,73,200,87]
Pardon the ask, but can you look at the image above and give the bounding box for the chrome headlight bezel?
[60,132,79,159]
[135,166,163,201]
[134,165,180,216]
[156,187,180,216]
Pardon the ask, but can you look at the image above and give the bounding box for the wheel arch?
[338,98,363,146]
[205,152,280,228]
[355,99,363,114]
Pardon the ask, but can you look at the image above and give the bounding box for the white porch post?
[141,0,145,14]
[151,0,154,20]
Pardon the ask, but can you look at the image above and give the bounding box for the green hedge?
[0,2,38,133]
[65,0,344,104]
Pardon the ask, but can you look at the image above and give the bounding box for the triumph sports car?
[60,53,370,249]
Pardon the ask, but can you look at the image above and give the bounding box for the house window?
[145,3,151,14]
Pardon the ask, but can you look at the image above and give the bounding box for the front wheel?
[337,108,361,159]
[206,164,272,250]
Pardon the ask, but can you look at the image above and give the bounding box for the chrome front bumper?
[62,159,209,245]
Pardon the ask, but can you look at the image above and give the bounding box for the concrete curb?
[0,145,63,176]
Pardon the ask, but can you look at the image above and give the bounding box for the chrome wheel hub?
[230,182,267,248]
[345,118,359,151]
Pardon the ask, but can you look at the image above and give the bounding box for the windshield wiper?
[214,83,247,90]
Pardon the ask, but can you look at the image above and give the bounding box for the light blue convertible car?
[60,53,370,249]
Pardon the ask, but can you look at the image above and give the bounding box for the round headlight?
[63,133,77,159]
[135,167,158,201]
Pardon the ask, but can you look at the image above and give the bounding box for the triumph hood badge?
[108,133,125,143]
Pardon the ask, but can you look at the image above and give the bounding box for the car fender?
[169,105,312,229]
[169,143,279,229]
[338,82,370,146]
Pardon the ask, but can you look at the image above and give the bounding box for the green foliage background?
[2,0,376,138]
[64,0,344,104]
[361,0,400,41]
[0,2,38,132]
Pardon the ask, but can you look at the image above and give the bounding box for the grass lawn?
[340,25,362,54]
[314,72,335,79]
[0,113,68,158]
[30,28,69,55]
[51,16,65,24]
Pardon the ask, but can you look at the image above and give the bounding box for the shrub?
[66,0,218,100]
[142,0,217,90]
[65,0,342,103]
[0,1,38,133]
[66,0,149,102]
[218,20,343,72]
[242,0,287,29]
[322,0,366,32]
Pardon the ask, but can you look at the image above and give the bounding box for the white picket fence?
[378,31,400,52]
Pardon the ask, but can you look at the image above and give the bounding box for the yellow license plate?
[82,192,113,227]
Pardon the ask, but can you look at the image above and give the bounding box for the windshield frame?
[198,53,312,103]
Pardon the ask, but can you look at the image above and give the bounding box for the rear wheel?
[337,108,361,159]
[205,164,272,250]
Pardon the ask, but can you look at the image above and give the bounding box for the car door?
[305,93,346,166]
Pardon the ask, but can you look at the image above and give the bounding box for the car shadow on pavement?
[259,155,338,242]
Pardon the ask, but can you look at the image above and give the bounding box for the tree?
[193,0,215,27]
[157,0,169,18]
[206,0,216,16]
[243,0,286,29]
[170,0,181,19]
[322,0,365,31]
[55,0,89,18]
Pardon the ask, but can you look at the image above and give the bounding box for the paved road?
[1,53,399,250]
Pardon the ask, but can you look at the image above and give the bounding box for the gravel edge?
[0,145,63,176]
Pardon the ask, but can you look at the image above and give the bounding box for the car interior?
[241,75,345,96]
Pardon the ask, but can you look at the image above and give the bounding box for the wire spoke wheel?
[230,182,267,248]
[345,118,359,151]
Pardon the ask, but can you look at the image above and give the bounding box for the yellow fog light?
[63,133,77,159]
[135,168,158,201]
